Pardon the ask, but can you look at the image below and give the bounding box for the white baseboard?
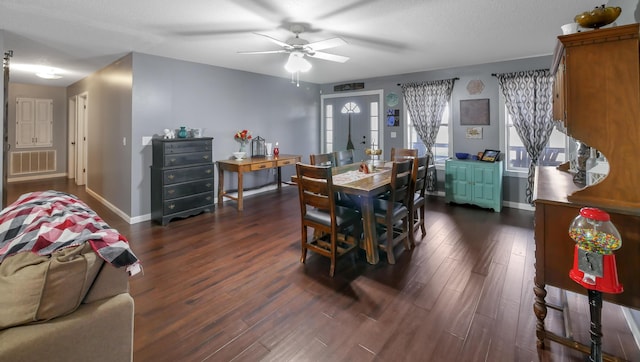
[622,307,640,351]
[427,191,535,212]
[85,187,141,225]
[7,172,67,183]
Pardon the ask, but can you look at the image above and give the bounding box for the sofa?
[0,191,139,362]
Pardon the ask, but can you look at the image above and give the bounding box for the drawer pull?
[259,165,266,169]
[168,189,175,195]
[206,183,212,188]
[206,196,212,201]
[168,203,175,210]
[282,161,291,165]
[168,174,175,180]
[205,169,212,174]
[203,155,210,160]
[169,158,176,163]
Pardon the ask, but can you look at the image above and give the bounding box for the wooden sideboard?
[217,154,301,211]
[535,23,640,357]
[533,167,640,354]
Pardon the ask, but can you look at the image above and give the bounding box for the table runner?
[333,170,373,185]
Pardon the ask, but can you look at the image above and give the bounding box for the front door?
[325,94,379,162]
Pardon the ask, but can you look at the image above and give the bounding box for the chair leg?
[329,234,337,277]
[386,225,396,264]
[402,216,412,250]
[409,210,417,248]
[420,205,427,237]
[300,226,308,264]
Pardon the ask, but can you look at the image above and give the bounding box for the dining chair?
[390,147,418,161]
[295,163,362,277]
[372,159,413,264]
[410,155,430,246]
[310,152,336,167]
[334,149,355,166]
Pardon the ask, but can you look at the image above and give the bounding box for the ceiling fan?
[239,24,349,86]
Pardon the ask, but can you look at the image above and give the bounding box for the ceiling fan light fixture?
[284,52,312,73]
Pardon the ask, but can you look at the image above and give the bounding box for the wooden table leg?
[534,281,548,349]
[360,196,379,264]
[237,170,244,211]
[277,167,282,189]
[217,164,224,207]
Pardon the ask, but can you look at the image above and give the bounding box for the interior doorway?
[69,92,88,186]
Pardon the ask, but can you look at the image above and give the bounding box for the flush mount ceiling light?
[12,64,64,80]
[36,69,63,79]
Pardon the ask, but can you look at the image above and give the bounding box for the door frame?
[74,92,88,186]
[320,89,384,154]
[67,96,76,179]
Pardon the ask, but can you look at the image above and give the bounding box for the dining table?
[294,160,393,265]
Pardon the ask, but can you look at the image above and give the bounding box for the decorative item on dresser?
[151,137,215,225]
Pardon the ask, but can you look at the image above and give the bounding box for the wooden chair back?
[295,162,360,276]
[334,149,355,166]
[390,148,418,161]
[373,159,413,264]
[309,152,336,167]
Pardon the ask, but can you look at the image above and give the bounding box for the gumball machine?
[568,207,623,362]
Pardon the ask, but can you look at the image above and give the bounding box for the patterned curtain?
[496,70,554,204]
[401,79,456,191]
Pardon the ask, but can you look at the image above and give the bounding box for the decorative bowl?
[455,152,469,160]
[233,152,246,160]
[574,5,621,29]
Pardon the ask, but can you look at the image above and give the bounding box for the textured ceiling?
[0,0,606,87]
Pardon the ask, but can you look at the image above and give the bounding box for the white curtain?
[401,79,456,191]
[496,70,554,204]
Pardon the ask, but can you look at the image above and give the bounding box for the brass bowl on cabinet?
[574,5,621,29]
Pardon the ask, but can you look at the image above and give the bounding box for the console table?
[217,154,301,211]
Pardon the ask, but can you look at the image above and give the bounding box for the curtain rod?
[396,77,459,86]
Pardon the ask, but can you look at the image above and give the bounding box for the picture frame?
[480,149,500,162]
[460,98,490,125]
[465,126,482,139]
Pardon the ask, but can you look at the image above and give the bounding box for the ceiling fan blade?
[238,50,288,55]
[254,33,290,48]
[306,37,347,51]
[308,51,349,63]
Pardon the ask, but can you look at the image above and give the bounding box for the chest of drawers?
[151,138,214,225]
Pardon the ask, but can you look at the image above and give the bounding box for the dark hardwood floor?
[6,178,640,362]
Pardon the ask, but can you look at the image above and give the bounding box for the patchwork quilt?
[0,190,140,271]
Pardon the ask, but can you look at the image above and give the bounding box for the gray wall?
[130,53,320,217]
[1,31,4,207]
[319,56,553,204]
[67,54,133,215]
[7,83,68,177]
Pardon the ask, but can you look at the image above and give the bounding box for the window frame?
[498,94,568,177]
[405,101,451,170]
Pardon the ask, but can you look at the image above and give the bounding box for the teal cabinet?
[445,159,503,212]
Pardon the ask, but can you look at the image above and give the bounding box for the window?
[16,97,53,148]
[370,101,379,148]
[406,103,450,165]
[324,104,333,152]
[504,106,567,172]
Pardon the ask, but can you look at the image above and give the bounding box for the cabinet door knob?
[168,174,175,180]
